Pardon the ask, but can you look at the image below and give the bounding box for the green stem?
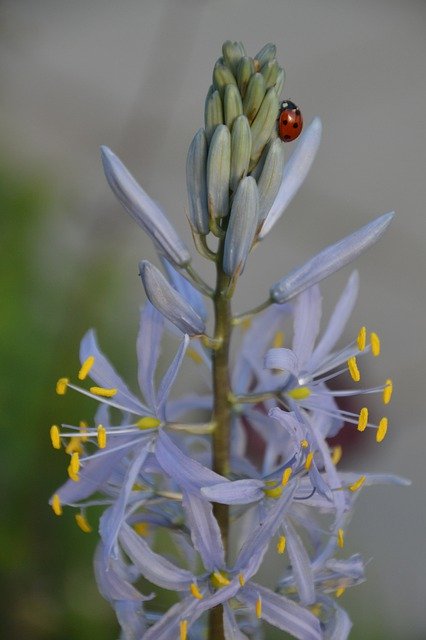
[208,237,233,640]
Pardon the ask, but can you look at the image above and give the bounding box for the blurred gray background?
[1,0,425,638]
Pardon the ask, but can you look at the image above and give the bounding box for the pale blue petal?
[270,212,395,303]
[318,595,352,640]
[80,330,149,415]
[223,176,259,277]
[264,347,299,376]
[309,270,359,371]
[94,541,148,603]
[156,334,190,420]
[166,393,213,421]
[115,600,147,640]
[201,479,264,505]
[292,285,322,370]
[259,117,322,238]
[240,583,322,640]
[136,302,163,411]
[223,603,250,640]
[119,523,194,590]
[282,520,315,605]
[182,492,225,571]
[142,597,201,640]
[101,146,190,266]
[162,258,207,321]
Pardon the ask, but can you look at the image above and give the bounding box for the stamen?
[305,451,314,471]
[337,528,344,548]
[300,439,309,449]
[335,587,346,598]
[211,571,231,587]
[277,535,286,554]
[357,326,366,351]
[180,619,188,640]
[310,604,322,617]
[51,494,62,516]
[78,355,95,380]
[331,445,342,465]
[90,386,117,398]
[239,573,245,586]
[56,377,69,395]
[50,425,61,449]
[97,425,107,449]
[133,522,150,537]
[255,595,262,619]
[264,485,283,498]
[190,582,203,600]
[75,513,92,533]
[272,330,285,348]
[67,462,79,482]
[65,436,83,455]
[287,386,311,400]
[186,347,203,364]
[370,331,381,356]
[376,417,388,442]
[349,475,366,492]
[357,407,368,432]
[383,379,393,405]
[347,356,360,382]
[241,318,252,332]
[70,452,80,475]
[281,467,292,486]
[136,416,161,430]
[79,420,89,442]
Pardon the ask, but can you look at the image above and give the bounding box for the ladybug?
[278,100,303,142]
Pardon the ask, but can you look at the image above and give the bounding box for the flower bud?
[204,88,223,142]
[224,84,243,131]
[230,115,252,191]
[250,88,280,168]
[223,177,259,278]
[260,59,280,89]
[236,56,255,98]
[222,40,246,75]
[207,125,231,219]
[243,73,266,123]
[212,60,237,97]
[254,43,277,67]
[186,129,209,235]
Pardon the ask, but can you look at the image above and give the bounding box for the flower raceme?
[50,40,407,640]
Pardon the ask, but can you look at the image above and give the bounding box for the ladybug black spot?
[282,119,288,126]
[293,123,299,128]
[295,109,301,115]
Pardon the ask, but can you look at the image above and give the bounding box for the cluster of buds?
[50,41,407,640]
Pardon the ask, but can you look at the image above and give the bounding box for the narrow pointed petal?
[182,492,225,571]
[259,118,322,238]
[223,176,259,277]
[142,597,201,640]
[223,603,250,640]
[139,261,206,336]
[94,542,146,602]
[292,285,322,370]
[270,212,395,303]
[201,479,265,505]
[240,583,322,640]
[137,302,164,411]
[264,347,299,376]
[282,520,315,605]
[156,334,190,419]
[80,330,149,415]
[100,146,190,266]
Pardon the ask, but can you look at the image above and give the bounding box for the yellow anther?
[133,522,150,537]
[211,571,231,588]
[272,330,285,348]
[349,475,366,492]
[277,535,286,555]
[347,356,360,382]
[239,573,245,587]
[56,377,69,395]
[383,379,393,405]
[78,355,95,380]
[180,619,188,640]
[65,436,83,455]
[331,445,342,465]
[186,347,204,365]
[357,407,368,432]
[376,417,388,443]
[337,528,344,548]
[75,513,92,533]
[67,463,79,482]
[305,451,314,471]
[136,416,161,430]
[255,595,262,619]
[97,425,107,449]
[300,439,309,449]
[70,452,80,475]
[79,420,89,442]
[50,425,61,450]
[51,494,62,516]
[264,485,283,499]
[357,326,367,351]
[287,386,311,400]
[90,386,117,398]
[241,318,252,332]
[190,582,203,600]
[281,467,292,486]
[370,332,381,357]
[310,604,322,617]
[335,586,346,598]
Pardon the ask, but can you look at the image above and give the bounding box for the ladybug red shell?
[278,100,303,142]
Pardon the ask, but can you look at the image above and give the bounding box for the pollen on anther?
[90,386,117,398]
[305,451,314,471]
[51,493,62,516]
[239,573,245,586]
[281,467,292,486]
[70,452,80,475]
[300,439,309,449]
[56,377,69,395]
[370,332,381,357]
[287,386,311,400]
[136,416,161,430]
[180,619,188,640]
[383,379,393,405]
[97,425,107,449]
[277,535,286,554]
[336,586,346,598]
[255,595,262,619]
[78,355,95,380]
[272,330,285,348]
[67,462,79,482]
[357,407,368,432]
[65,436,83,455]
[79,420,89,442]
[190,582,203,600]
[75,513,92,533]
[376,417,388,443]
[50,425,61,449]
[134,522,150,537]
[349,475,366,492]
[331,445,342,465]
[337,528,344,548]
[347,356,360,382]
[357,326,367,351]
